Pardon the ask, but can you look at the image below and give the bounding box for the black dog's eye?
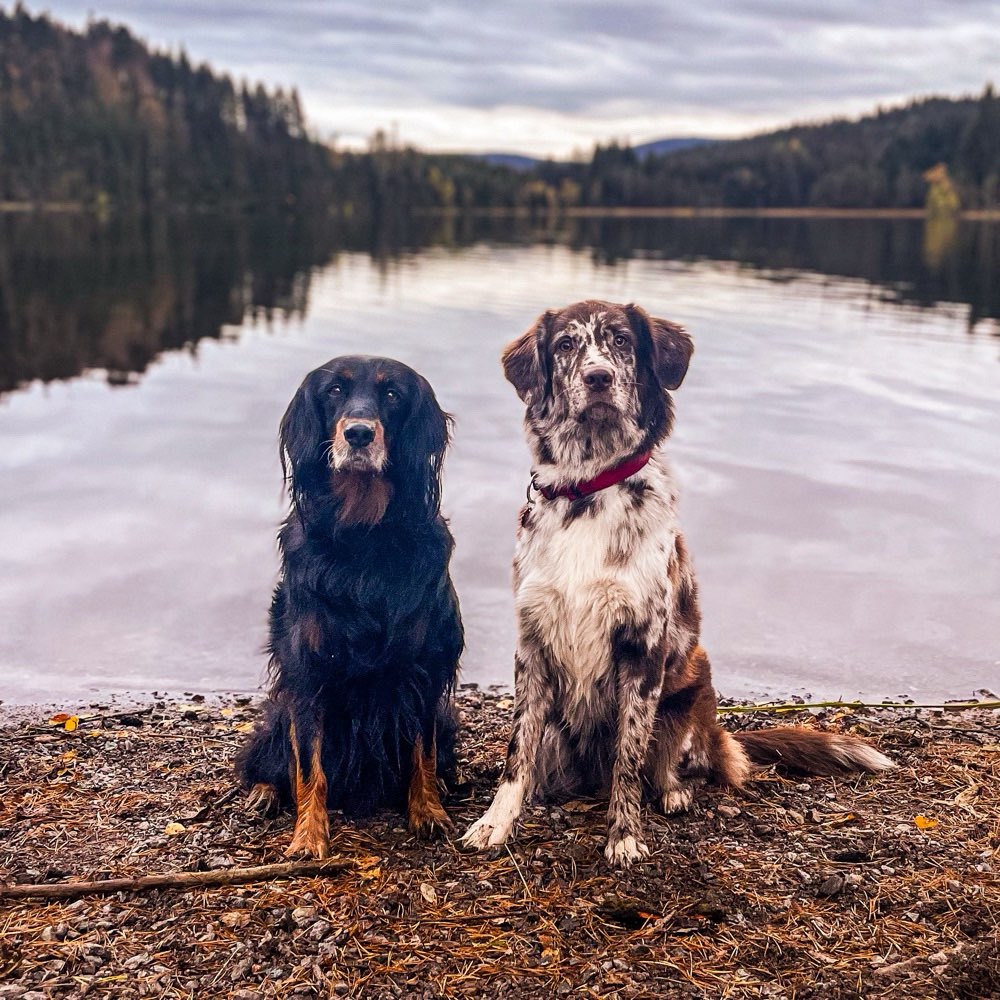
[384,388,399,402]
[556,337,574,353]
[330,383,343,395]
[613,333,629,348]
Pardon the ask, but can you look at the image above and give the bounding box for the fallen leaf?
[49,713,71,725]
[562,800,600,813]
[914,814,938,830]
[220,911,250,928]
[420,883,438,905]
[164,822,187,836]
[62,716,79,732]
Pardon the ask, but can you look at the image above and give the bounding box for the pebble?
[817,874,845,897]
[717,804,741,819]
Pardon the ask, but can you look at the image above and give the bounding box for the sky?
[32,1,1000,157]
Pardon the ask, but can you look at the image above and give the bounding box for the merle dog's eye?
[556,337,574,352]
[613,333,629,348]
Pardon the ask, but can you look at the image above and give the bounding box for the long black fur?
[235,355,464,815]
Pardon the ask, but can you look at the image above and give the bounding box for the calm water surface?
[2,214,998,704]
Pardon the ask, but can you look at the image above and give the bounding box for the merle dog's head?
[279,355,450,526]
[502,301,693,476]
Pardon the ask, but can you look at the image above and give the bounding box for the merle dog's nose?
[583,366,614,391]
[344,421,376,449]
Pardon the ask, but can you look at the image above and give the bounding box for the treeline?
[541,91,1000,211]
[2,7,999,213]
[0,6,334,208]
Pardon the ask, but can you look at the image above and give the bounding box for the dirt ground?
[1,688,998,999]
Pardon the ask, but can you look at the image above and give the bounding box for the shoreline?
[6,202,1000,222]
[1,689,997,998]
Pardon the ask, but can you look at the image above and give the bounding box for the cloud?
[36,0,1000,155]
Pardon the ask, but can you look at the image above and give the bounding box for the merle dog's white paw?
[460,813,513,850]
[604,834,650,867]
[661,786,694,814]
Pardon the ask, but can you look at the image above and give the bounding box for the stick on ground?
[0,858,353,901]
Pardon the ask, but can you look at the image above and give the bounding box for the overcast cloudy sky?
[37,1,1000,156]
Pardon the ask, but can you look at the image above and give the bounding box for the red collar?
[535,450,652,501]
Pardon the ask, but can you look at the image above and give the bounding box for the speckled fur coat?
[462,300,893,867]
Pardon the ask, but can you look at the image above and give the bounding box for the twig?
[0,858,353,901]
[717,700,1000,714]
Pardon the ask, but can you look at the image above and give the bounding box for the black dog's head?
[279,355,450,526]
[502,300,693,475]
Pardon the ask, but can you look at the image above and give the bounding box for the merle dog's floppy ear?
[502,310,554,403]
[278,373,327,486]
[626,304,693,390]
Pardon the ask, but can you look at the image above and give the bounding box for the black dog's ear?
[626,304,693,390]
[278,373,327,486]
[394,375,451,515]
[502,310,554,403]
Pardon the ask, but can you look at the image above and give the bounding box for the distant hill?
[472,138,712,171]
[633,137,712,159]
[473,153,541,171]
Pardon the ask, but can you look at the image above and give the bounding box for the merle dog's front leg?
[605,629,664,866]
[461,650,553,849]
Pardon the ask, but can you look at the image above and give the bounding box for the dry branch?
[0,858,353,901]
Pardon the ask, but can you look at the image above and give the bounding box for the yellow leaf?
[233,721,254,734]
[914,814,938,830]
[220,707,235,718]
[164,822,187,836]
[63,716,79,732]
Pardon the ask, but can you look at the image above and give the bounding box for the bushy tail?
[733,726,895,776]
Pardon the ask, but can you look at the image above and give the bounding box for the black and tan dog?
[462,301,893,866]
[237,356,463,859]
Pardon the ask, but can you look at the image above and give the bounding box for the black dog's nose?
[344,421,376,449]
[583,366,614,391]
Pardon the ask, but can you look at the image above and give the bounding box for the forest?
[2,7,999,213]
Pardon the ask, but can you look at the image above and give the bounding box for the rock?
[717,804,741,819]
[291,906,317,926]
[818,874,846,897]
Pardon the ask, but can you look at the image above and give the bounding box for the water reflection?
[1,211,998,399]
[1,212,998,704]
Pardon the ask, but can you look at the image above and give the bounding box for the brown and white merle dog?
[461,300,893,866]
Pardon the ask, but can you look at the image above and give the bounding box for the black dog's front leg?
[285,701,330,859]
[605,626,664,866]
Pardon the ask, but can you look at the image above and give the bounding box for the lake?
[1,211,998,705]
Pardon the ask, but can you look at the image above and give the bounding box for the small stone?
[717,804,741,819]
[795,783,811,792]
[308,920,331,942]
[786,809,805,824]
[291,906,317,926]
[818,874,845,897]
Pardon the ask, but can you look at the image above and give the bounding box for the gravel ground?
[1,688,998,999]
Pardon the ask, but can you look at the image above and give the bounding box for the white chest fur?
[514,459,680,704]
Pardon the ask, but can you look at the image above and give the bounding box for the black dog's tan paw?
[408,802,454,840]
[285,810,331,859]
[246,782,280,816]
